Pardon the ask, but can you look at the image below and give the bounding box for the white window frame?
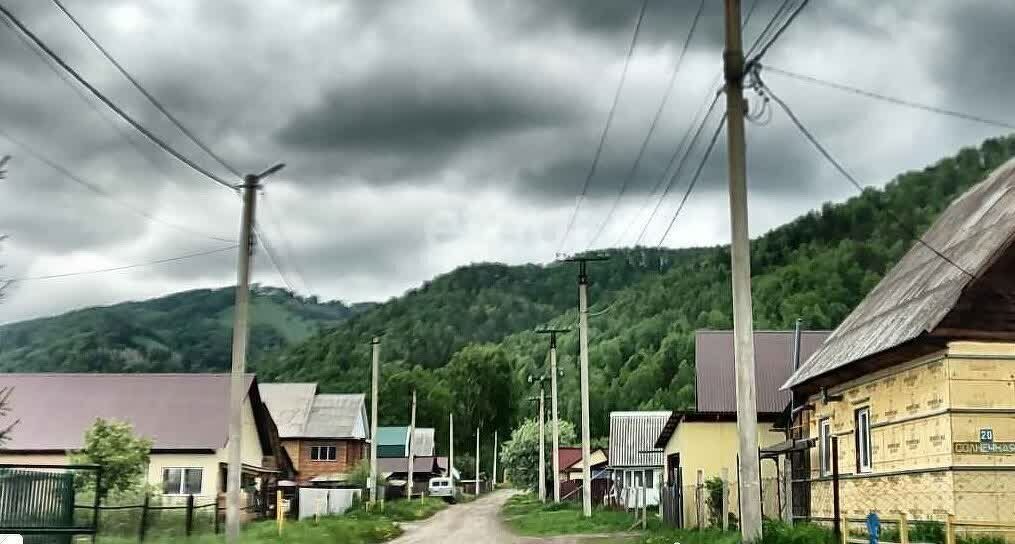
[162,467,202,495]
[310,445,338,461]
[819,418,832,476]
[855,407,872,473]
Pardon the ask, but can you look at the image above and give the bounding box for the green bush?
[759,519,835,544]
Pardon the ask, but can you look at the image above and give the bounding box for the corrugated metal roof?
[261,384,366,439]
[0,373,254,450]
[412,428,435,457]
[696,330,829,414]
[608,411,670,468]
[557,447,582,470]
[785,157,1015,389]
[376,426,409,448]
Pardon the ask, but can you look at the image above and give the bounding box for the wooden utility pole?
[226,163,283,543]
[538,385,546,502]
[564,255,607,517]
[722,0,762,540]
[536,327,569,503]
[407,389,417,498]
[369,336,381,504]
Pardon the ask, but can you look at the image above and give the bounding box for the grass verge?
[501,493,656,536]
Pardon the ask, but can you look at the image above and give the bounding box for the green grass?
[501,493,653,536]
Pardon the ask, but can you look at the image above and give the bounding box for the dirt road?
[388,490,633,544]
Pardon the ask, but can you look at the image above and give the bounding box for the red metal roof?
[557,447,582,470]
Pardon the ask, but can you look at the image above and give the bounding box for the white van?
[428,477,456,502]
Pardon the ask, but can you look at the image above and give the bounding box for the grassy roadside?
[95,497,448,544]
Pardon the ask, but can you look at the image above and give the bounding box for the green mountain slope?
[261,134,1015,447]
[0,285,373,373]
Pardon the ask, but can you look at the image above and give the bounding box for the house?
[375,426,435,458]
[557,446,608,481]
[0,373,291,502]
[259,383,368,485]
[784,156,1015,526]
[608,411,670,507]
[655,330,829,489]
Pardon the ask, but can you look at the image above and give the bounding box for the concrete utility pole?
[536,327,569,503]
[449,412,454,483]
[475,428,481,494]
[226,163,284,543]
[407,389,417,498]
[493,429,498,487]
[369,336,381,504]
[538,385,546,502]
[722,1,762,540]
[564,255,608,518]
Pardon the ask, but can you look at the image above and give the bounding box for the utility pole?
[475,428,481,494]
[407,389,417,499]
[493,430,498,487]
[722,1,761,540]
[536,327,569,503]
[369,335,382,504]
[449,412,454,483]
[538,385,546,502]
[226,163,284,543]
[564,255,608,518]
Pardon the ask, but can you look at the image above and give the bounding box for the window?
[855,407,872,473]
[163,468,202,495]
[644,469,654,489]
[310,445,337,461]
[634,470,643,487]
[819,418,832,476]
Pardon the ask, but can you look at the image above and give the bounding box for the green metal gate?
[0,464,101,544]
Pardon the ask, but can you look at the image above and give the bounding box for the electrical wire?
[748,0,809,62]
[0,127,235,244]
[556,0,649,255]
[50,0,243,180]
[260,194,312,295]
[656,112,727,247]
[9,245,238,282]
[761,82,976,280]
[764,66,1015,131]
[745,0,794,59]
[586,0,708,250]
[0,3,236,191]
[253,225,300,294]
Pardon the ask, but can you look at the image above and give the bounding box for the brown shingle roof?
[695,330,829,414]
[785,157,1015,390]
[0,373,255,451]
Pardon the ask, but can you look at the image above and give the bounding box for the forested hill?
[0,285,374,373]
[258,134,1015,448]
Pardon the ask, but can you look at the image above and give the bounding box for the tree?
[443,344,515,452]
[500,418,577,491]
[70,419,152,503]
[0,387,16,445]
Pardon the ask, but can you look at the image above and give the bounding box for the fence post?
[214,495,221,534]
[840,516,848,544]
[832,437,841,544]
[92,466,103,544]
[642,485,647,530]
[137,494,150,544]
[696,469,704,529]
[185,494,195,536]
[899,513,909,544]
[945,514,955,544]
[722,467,730,532]
[276,490,284,536]
[782,455,794,524]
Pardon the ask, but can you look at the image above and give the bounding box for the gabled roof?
[557,447,582,471]
[0,373,259,451]
[608,411,670,468]
[412,428,435,457]
[696,330,829,414]
[260,384,367,439]
[376,426,409,447]
[785,157,1015,390]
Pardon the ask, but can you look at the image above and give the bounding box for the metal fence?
[659,474,783,530]
[0,464,101,544]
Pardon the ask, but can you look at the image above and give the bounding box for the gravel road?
[388,490,635,544]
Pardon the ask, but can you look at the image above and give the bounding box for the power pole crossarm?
[722,1,762,540]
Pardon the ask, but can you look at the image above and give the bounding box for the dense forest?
[2,134,1014,464]
[0,285,373,372]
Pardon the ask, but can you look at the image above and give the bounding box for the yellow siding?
[661,420,782,486]
[146,453,222,500]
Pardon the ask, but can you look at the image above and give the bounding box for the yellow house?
[0,373,292,504]
[784,156,1015,529]
[656,330,828,493]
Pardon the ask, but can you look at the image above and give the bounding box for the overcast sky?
[1,0,1012,324]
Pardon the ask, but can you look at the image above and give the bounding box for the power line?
[764,66,1015,131]
[657,112,727,247]
[0,3,236,191]
[586,0,708,249]
[0,127,235,243]
[10,245,238,282]
[260,194,312,294]
[50,0,242,179]
[635,92,723,246]
[556,0,649,255]
[748,0,809,62]
[253,225,300,294]
[745,0,794,58]
[761,82,976,280]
